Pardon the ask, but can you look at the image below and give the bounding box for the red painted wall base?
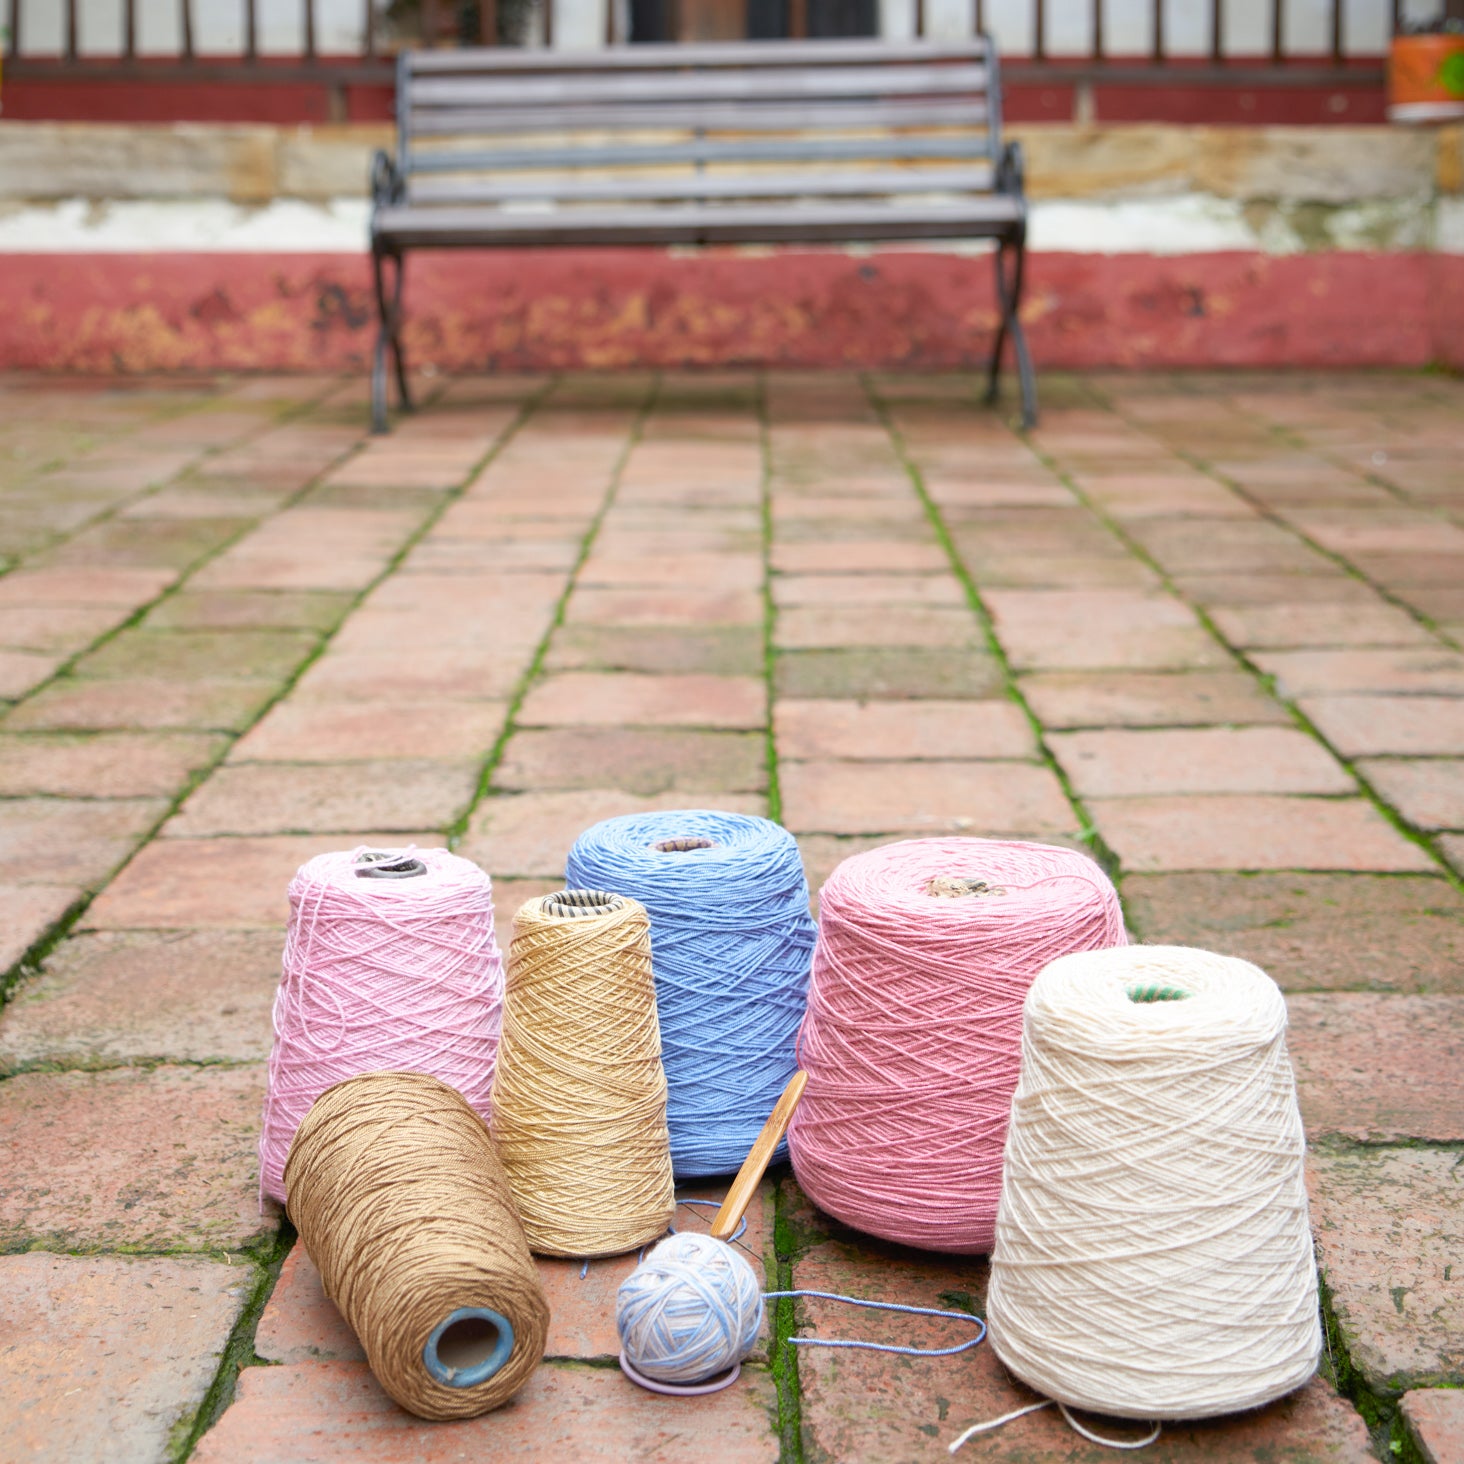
[0,249,1459,375]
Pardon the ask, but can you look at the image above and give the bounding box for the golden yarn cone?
[492,890,676,1258]
[284,1071,550,1422]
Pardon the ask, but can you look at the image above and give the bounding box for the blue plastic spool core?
[422,1308,515,1388]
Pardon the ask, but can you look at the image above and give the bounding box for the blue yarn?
[764,1291,987,1356]
[565,810,816,1179]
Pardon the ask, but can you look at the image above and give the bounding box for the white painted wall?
[5,0,1446,54]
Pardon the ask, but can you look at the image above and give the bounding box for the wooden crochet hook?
[710,1070,808,1241]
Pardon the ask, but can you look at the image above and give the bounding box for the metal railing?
[2,0,1447,84]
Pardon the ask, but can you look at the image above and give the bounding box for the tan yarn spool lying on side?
[284,1071,550,1422]
[492,890,675,1258]
[987,945,1321,1422]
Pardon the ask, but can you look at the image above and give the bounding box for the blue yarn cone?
[566,810,816,1179]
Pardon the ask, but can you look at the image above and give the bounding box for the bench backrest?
[394,39,1004,212]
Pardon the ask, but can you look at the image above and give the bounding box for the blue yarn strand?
[566,810,816,1179]
[764,1291,988,1357]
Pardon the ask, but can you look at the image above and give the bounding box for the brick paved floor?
[1,369,1461,1464]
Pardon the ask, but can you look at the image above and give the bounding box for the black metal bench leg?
[984,233,1039,430]
[370,249,410,434]
[389,254,412,415]
[984,241,1012,409]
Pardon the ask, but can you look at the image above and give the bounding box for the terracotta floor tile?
[1051,726,1354,797]
[1090,795,1435,872]
[781,759,1074,836]
[2,1254,250,1463]
[775,698,1034,760]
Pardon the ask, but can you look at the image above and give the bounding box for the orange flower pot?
[1389,33,1464,123]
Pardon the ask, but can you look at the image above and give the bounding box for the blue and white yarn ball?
[616,1232,764,1384]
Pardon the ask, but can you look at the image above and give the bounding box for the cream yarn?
[491,890,675,1258]
[987,945,1320,1421]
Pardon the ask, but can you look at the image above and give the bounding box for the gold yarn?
[284,1071,550,1422]
[491,890,676,1258]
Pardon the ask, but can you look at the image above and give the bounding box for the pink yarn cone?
[258,846,504,1204]
[788,838,1126,1253]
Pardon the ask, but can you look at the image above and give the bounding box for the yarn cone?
[566,809,816,1179]
[285,1071,550,1422]
[987,945,1321,1420]
[491,889,676,1258]
[789,838,1126,1253]
[259,845,504,1205]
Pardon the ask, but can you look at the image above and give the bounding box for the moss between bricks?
[172,1224,296,1463]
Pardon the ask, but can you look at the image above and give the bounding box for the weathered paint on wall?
[1,249,1459,373]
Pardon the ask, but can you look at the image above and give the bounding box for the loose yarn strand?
[948,1402,1161,1454]
[765,1291,987,1357]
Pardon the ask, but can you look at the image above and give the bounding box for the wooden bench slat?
[407,63,989,109]
[374,198,1022,248]
[406,136,990,174]
[408,100,988,136]
[405,39,988,74]
[406,167,997,206]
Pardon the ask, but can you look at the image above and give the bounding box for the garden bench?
[370,37,1035,432]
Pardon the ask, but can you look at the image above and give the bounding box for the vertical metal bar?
[124,0,136,57]
[605,0,613,44]
[180,0,194,58]
[544,0,554,47]
[1389,0,1400,35]
[1271,0,1283,62]
[245,0,258,58]
[1152,0,1164,62]
[304,0,316,56]
[1330,0,1342,62]
[6,0,20,58]
[913,0,923,39]
[975,0,985,37]
[1093,0,1103,60]
[481,0,498,43]
[364,0,375,55]
[790,0,808,38]
[1211,0,1222,62]
[1033,0,1044,59]
[65,0,77,60]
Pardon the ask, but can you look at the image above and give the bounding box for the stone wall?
[0,120,1459,371]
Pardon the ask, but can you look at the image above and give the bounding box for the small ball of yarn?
[566,810,816,1179]
[790,838,1125,1253]
[616,1232,764,1385]
[987,944,1321,1421]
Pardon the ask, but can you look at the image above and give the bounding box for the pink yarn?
[788,839,1126,1254]
[258,846,504,1204]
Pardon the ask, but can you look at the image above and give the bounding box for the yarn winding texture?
[491,890,676,1258]
[259,846,504,1204]
[565,810,816,1179]
[987,945,1321,1420]
[617,1231,764,1384]
[285,1071,549,1422]
[788,838,1126,1253]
